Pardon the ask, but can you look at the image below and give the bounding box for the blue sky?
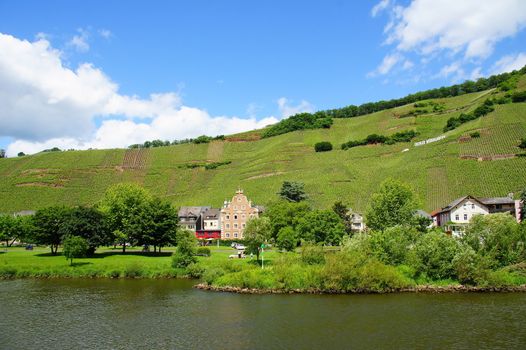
[1,0,526,155]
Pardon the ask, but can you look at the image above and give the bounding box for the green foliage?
[59,206,108,255]
[461,213,526,268]
[62,236,88,265]
[17,152,25,157]
[136,197,178,252]
[444,100,495,132]
[511,91,526,103]
[243,217,272,261]
[369,226,420,265]
[409,231,460,280]
[470,131,481,138]
[278,181,308,202]
[196,247,211,256]
[519,138,526,149]
[451,244,490,285]
[300,244,325,265]
[296,210,346,245]
[365,178,418,231]
[341,130,417,150]
[32,206,71,254]
[276,226,297,251]
[262,112,333,138]
[314,141,333,152]
[171,230,198,268]
[264,201,311,240]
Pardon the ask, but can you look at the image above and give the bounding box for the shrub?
[301,244,325,265]
[62,236,88,265]
[171,230,198,268]
[202,267,226,285]
[451,244,490,285]
[409,231,460,280]
[276,226,297,251]
[519,138,526,149]
[314,141,333,152]
[196,247,211,257]
[186,263,205,278]
[369,226,419,266]
[469,131,481,138]
[124,263,143,278]
[511,91,526,103]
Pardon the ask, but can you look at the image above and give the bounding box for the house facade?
[220,189,262,240]
[432,195,519,236]
[178,206,210,232]
[195,208,221,240]
[349,212,366,232]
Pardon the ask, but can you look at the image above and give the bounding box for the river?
[1,279,525,349]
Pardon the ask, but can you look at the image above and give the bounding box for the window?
[242,205,246,210]
[496,204,502,210]
[464,214,468,220]
[455,214,459,221]
[234,206,238,210]
[226,233,230,238]
[242,214,246,219]
[234,233,238,238]
[242,223,246,228]
[471,204,475,209]
[237,197,241,202]
[226,215,230,220]
[226,224,230,229]
[234,215,238,220]
[234,223,238,228]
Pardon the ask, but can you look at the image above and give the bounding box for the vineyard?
[1,77,526,213]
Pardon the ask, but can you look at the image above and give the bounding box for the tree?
[314,141,333,152]
[409,231,460,280]
[17,152,25,157]
[32,206,71,254]
[332,201,353,234]
[171,229,197,268]
[98,183,153,252]
[278,181,308,202]
[0,149,5,158]
[138,198,178,252]
[365,178,418,231]
[59,206,108,255]
[0,215,16,246]
[520,188,526,221]
[0,215,34,247]
[276,226,297,252]
[296,210,346,245]
[264,201,311,240]
[369,226,419,265]
[244,217,272,261]
[62,236,88,265]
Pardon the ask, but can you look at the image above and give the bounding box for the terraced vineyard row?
[459,123,525,157]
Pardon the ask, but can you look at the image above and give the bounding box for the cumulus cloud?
[491,52,526,74]
[368,53,402,76]
[277,97,315,118]
[371,0,526,78]
[0,33,282,156]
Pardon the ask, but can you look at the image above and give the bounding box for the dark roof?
[479,197,515,205]
[414,209,432,219]
[178,206,211,218]
[202,208,220,219]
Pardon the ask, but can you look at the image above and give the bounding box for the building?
[220,189,262,240]
[195,208,221,240]
[348,211,366,232]
[178,206,210,232]
[432,195,520,236]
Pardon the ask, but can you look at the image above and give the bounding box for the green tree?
[244,217,272,261]
[365,178,418,231]
[264,201,311,240]
[32,206,71,254]
[17,152,25,157]
[409,231,460,280]
[138,198,178,252]
[171,229,197,268]
[462,213,526,268]
[296,210,346,245]
[0,215,16,246]
[276,226,297,252]
[59,206,108,255]
[62,236,88,265]
[98,183,153,253]
[369,226,419,266]
[278,181,308,202]
[332,201,353,233]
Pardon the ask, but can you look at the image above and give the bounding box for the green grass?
[1,86,526,213]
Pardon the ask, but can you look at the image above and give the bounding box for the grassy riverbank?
[3,245,525,294]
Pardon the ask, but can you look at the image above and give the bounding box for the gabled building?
[196,208,221,240]
[432,194,520,236]
[178,206,211,232]
[220,189,262,240]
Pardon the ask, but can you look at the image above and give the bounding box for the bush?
[409,231,460,280]
[511,91,526,103]
[171,230,198,268]
[314,141,333,152]
[276,226,297,251]
[124,263,143,278]
[519,138,526,149]
[369,226,419,266]
[300,244,325,265]
[202,267,226,285]
[186,263,205,278]
[62,236,88,265]
[196,247,211,257]
[469,131,481,138]
[451,244,489,285]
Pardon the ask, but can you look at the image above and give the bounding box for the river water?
[1,279,525,349]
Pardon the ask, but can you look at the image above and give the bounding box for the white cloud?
[368,53,402,76]
[384,0,526,59]
[371,0,390,17]
[277,97,314,118]
[68,28,90,52]
[98,29,112,39]
[491,52,526,74]
[0,33,283,156]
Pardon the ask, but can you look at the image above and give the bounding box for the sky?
[1,0,526,156]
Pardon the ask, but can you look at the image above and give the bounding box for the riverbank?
[195,283,526,294]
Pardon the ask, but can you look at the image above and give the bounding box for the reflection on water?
[1,279,525,349]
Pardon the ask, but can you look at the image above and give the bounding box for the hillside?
[1,75,526,214]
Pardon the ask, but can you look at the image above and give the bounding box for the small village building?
[195,208,221,240]
[178,206,210,232]
[349,212,366,232]
[220,189,262,240]
[432,195,520,236]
